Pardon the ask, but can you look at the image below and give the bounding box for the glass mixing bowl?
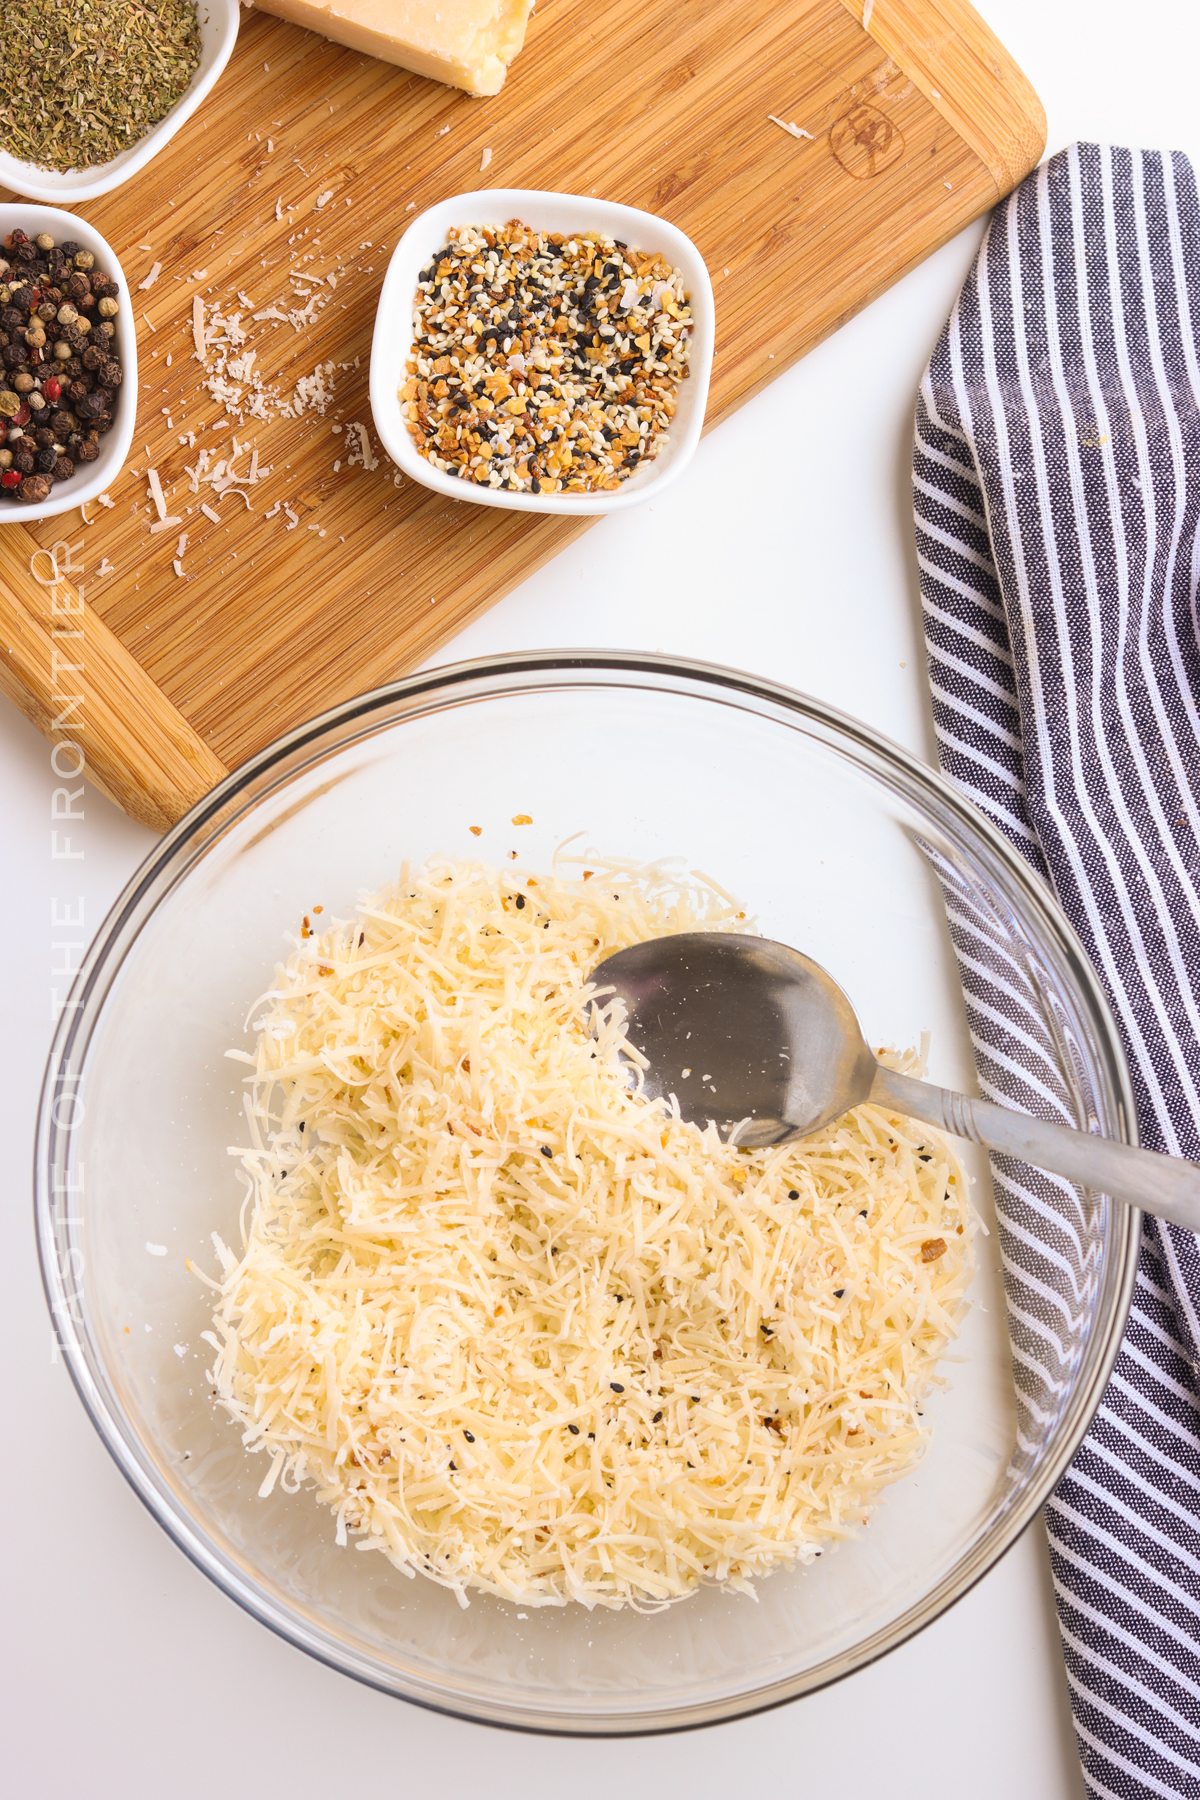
[36,652,1138,1733]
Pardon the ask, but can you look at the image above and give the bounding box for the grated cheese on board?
[205,859,972,1610]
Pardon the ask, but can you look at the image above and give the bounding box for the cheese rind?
[255,0,534,96]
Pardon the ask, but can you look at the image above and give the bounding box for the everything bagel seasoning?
[401,221,692,495]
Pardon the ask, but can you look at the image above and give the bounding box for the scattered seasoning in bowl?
[401,221,693,495]
[0,0,201,173]
[0,228,124,503]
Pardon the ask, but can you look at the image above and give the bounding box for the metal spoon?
[592,932,1200,1231]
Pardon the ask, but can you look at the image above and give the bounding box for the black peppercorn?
[19,472,50,503]
[63,323,87,352]
[99,359,122,388]
[34,446,56,473]
[33,426,54,449]
[95,413,114,434]
[75,438,99,463]
[2,345,23,369]
[49,410,77,437]
[81,345,103,370]
[12,446,34,473]
[53,456,75,482]
[67,272,90,301]
[60,240,79,257]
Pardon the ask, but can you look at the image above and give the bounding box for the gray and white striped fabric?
[914,142,1200,1799]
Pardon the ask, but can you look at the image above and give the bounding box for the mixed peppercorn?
[402,220,692,495]
[0,228,123,504]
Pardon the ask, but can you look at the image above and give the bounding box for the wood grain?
[0,532,228,831]
[0,0,1044,825]
[843,0,1046,188]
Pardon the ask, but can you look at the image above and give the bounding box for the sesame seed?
[400,220,692,495]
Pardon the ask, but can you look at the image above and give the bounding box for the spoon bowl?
[595,930,1200,1228]
[593,932,878,1146]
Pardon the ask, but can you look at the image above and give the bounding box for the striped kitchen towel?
[914,142,1200,1799]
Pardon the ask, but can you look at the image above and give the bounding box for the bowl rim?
[0,203,138,520]
[0,0,240,204]
[368,190,715,517]
[34,649,1141,1734]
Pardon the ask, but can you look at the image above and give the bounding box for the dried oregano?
[0,0,202,173]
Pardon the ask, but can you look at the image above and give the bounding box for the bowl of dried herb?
[0,0,238,204]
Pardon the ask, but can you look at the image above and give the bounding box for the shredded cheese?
[206,859,972,1611]
[146,466,168,520]
[768,115,815,141]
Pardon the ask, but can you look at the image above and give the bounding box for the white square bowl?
[0,0,239,204]
[369,189,715,517]
[0,205,138,522]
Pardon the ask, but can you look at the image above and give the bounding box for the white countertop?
[5,4,1196,1793]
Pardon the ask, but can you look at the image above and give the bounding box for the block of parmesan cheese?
[254,0,534,97]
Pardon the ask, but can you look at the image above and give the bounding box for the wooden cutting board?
[0,0,1042,831]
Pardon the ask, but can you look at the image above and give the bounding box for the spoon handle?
[869,1063,1200,1230]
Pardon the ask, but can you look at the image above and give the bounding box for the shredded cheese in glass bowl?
[205,858,972,1609]
[38,653,1137,1730]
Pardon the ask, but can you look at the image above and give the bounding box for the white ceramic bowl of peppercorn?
[370,190,716,517]
[0,206,137,520]
[0,0,238,204]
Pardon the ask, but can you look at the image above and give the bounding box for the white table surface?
[5,4,1197,1793]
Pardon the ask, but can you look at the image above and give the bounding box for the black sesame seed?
[515,893,526,909]
[690,1395,700,1403]
[449,1460,457,1471]
[834,1288,845,1299]
[463,1429,475,1442]
[588,1432,595,1440]
[653,1410,663,1423]
[610,1382,624,1393]
[540,1144,552,1157]
[788,1188,799,1199]
[568,1423,580,1435]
